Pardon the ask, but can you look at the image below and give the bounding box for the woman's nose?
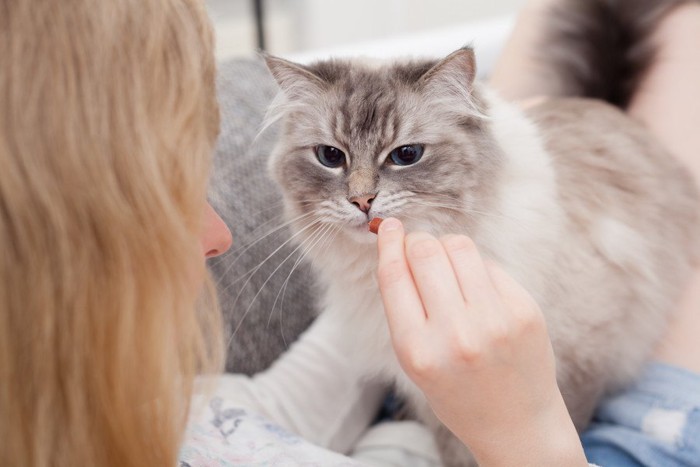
[201,202,232,258]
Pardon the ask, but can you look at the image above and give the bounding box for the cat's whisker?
[407,199,535,235]
[228,222,328,344]
[267,224,331,328]
[267,223,337,332]
[394,215,428,230]
[213,210,321,284]
[409,200,467,211]
[317,224,343,264]
[278,223,343,347]
[407,192,507,216]
[403,199,474,219]
[212,210,313,269]
[273,226,341,346]
[228,209,319,258]
[228,225,326,348]
[220,215,324,300]
[209,198,291,251]
[209,209,298,267]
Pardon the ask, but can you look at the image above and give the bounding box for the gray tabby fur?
[263,43,699,466]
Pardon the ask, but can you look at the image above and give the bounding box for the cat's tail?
[539,0,693,108]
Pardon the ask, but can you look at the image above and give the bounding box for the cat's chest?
[320,268,403,369]
[323,274,385,333]
[320,269,432,403]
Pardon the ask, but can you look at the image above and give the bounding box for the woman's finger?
[439,234,497,307]
[484,260,541,319]
[404,232,467,323]
[376,218,427,340]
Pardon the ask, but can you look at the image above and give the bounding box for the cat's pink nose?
[349,194,375,214]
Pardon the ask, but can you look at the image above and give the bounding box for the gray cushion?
[208,58,317,375]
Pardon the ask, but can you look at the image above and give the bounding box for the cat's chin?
[342,223,379,245]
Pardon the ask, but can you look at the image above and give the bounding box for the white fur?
[307,91,562,405]
[473,90,565,299]
[593,217,656,282]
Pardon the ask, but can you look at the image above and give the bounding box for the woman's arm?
[629,2,700,375]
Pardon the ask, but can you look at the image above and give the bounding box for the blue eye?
[389,144,424,166]
[316,145,346,168]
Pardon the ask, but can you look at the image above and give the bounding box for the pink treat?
[368,217,383,235]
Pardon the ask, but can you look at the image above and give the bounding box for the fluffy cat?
[262,15,698,467]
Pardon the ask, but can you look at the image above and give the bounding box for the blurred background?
[206,0,526,61]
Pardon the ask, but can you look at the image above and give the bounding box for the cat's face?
[266,48,503,244]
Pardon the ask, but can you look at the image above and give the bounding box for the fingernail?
[381,217,401,232]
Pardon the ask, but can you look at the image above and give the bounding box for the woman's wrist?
[461,392,588,467]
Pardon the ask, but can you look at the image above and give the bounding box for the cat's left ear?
[263,53,326,102]
[419,47,477,105]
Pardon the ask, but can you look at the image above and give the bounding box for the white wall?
[296,0,524,51]
[207,0,525,60]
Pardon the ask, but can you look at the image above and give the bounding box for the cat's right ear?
[262,54,326,102]
[419,47,478,108]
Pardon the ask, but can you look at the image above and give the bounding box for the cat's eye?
[388,144,424,166]
[316,145,346,168]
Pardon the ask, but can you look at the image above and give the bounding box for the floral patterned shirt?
[179,394,362,467]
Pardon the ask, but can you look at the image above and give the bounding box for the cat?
[261,12,699,467]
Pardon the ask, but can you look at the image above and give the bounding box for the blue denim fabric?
[582,363,700,466]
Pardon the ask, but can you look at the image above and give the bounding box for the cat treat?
[368,217,383,235]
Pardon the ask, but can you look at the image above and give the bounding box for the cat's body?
[263,38,698,467]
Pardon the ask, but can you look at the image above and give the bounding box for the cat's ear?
[263,54,326,102]
[419,47,477,106]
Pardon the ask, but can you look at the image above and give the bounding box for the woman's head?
[0,1,226,465]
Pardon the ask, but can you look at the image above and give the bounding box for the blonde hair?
[0,1,223,465]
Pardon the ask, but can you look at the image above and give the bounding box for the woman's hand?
[375,218,588,466]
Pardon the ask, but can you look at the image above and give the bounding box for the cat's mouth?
[341,211,397,241]
[348,217,374,233]
[330,215,380,243]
